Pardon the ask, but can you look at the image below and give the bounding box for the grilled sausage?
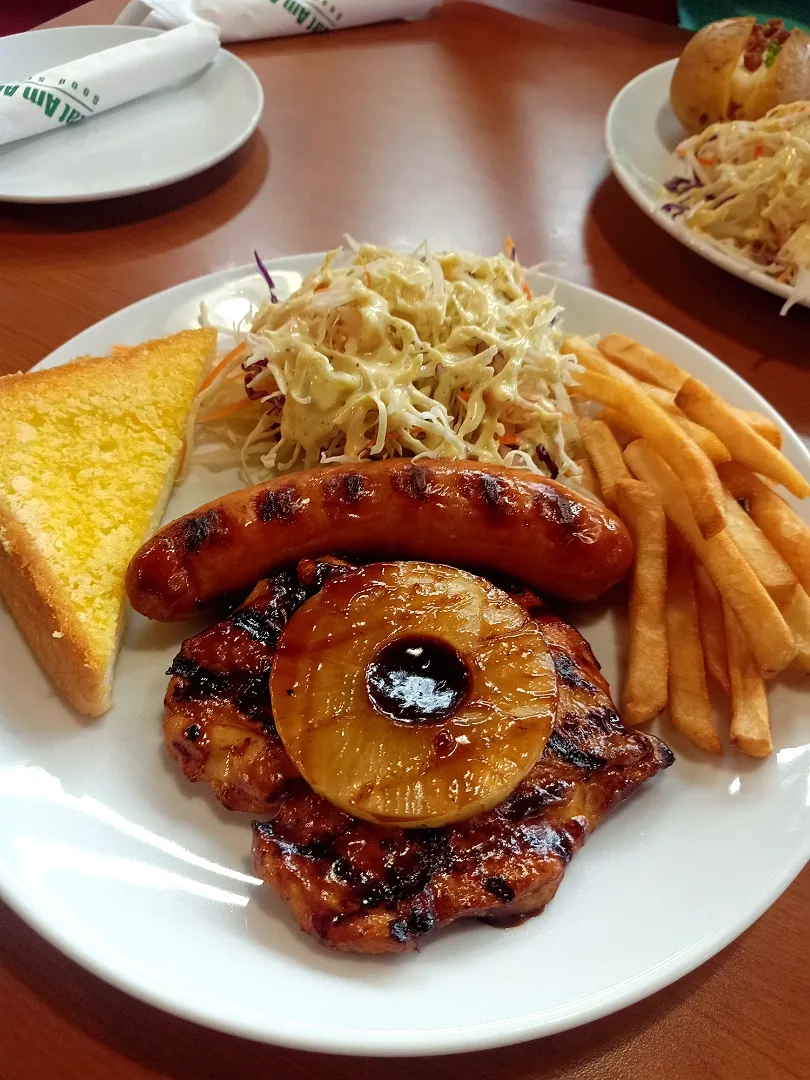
[126,459,633,621]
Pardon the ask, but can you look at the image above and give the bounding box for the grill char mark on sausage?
[390,463,434,500]
[323,471,367,516]
[182,510,223,552]
[255,484,301,524]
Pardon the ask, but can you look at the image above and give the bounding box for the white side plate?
[0,254,808,1056]
[605,59,804,309]
[0,26,263,203]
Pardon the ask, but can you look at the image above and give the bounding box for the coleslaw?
[662,102,810,312]
[194,244,583,483]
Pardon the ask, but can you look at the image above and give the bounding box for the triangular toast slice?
[0,328,216,715]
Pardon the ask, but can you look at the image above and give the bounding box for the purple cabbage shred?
[536,445,559,479]
[663,172,703,195]
[254,250,279,303]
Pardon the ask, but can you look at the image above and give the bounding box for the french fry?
[676,377,810,498]
[579,419,630,509]
[645,386,780,448]
[596,344,781,447]
[733,408,782,449]
[642,385,679,413]
[574,369,726,538]
[598,334,687,393]
[718,462,810,594]
[671,416,731,465]
[574,456,602,500]
[561,336,640,385]
[723,602,772,757]
[623,440,796,678]
[693,562,730,694]
[721,492,798,605]
[614,479,668,726]
[596,407,636,447]
[665,548,722,754]
[599,405,730,464]
[780,586,810,673]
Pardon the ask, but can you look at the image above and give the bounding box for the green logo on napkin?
[268,0,342,34]
[5,78,100,128]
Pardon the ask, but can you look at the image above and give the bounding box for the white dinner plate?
[605,59,805,310]
[1,253,809,1057]
[0,26,263,203]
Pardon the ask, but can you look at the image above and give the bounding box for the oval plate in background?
[0,253,808,1055]
[605,59,806,311]
[0,26,263,203]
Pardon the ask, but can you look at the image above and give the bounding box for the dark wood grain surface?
[0,2,807,1077]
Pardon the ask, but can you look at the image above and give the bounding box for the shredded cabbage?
[661,102,810,312]
[196,245,583,483]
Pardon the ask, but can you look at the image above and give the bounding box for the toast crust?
[0,508,107,715]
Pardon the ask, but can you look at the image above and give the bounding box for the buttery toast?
[0,329,216,715]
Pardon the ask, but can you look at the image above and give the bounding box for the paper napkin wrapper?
[0,21,219,148]
[117,0,437,42]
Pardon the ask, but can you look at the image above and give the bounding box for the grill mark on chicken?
[552,651,599,693]
[230,607,286,647]
[546,729,607,771]
[164,561,673,951]
[484,875,516,903]
[500,779,570,820]
[295,555,353,589]
[166,656,230,699]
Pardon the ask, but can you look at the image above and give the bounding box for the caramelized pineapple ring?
[270,562,558,828]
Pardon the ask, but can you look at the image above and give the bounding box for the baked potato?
[670,17,810,134]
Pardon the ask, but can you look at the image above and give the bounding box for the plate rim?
[1,254,809,1056]
[604,58,797,306]
[0,25,264,204]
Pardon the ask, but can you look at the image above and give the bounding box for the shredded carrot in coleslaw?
[199,343,246,394]
[199,398,254,424]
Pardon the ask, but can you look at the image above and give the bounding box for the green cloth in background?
[678,3,810,32]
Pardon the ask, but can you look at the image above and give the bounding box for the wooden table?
[0,2,808,1077]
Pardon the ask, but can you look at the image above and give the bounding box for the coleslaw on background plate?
[662,102,810,313]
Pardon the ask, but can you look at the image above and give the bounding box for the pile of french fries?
[562,333,810,758]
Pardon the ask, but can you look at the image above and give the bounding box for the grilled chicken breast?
[164,559,673,952]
